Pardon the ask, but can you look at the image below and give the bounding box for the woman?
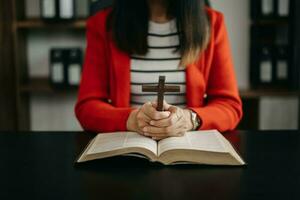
[75,0,243,139]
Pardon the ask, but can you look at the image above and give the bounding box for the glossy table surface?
[0,130,299,200]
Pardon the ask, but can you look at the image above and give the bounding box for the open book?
[77,130,245,165]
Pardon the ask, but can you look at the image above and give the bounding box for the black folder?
[66,48,83,86]
[50,48,66,88]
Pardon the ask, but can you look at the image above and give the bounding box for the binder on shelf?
[67,48,82,86]
[41,0,58,20]
[259,46,274,84]
[26,0,41,19]
[59,0,76,20]
[275,46,289,82]
[277,0,290,17]
[276,26,289,45]
[251,0,285,20]
[261,0,275,17]
[50,49,66,88]
[41,0,76,21]
[75,0,89,18]
[49,48,83,89]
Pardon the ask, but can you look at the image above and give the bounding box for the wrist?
[186,109,201,131]
[126,109,139,131]
[183,109,194,131]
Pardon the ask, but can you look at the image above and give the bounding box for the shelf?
[15,19,86,29]
[251,19,289,26]
[20,77,78,94]
[239,89,299,98]
[21,78,299,97]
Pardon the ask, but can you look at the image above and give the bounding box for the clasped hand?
[127,101,193,140]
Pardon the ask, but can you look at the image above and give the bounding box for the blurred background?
[0,0,299,131]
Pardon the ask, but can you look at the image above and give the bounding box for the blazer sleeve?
[190,12,243,132]
[75,15,133,133]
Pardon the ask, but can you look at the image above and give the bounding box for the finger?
[170,130,185,137]
[142,102,170,120]
[136,111,153,134]
[136,120,148,133]
[151,101,157,109]
[163,100,172,110]
[171,118,190,136]
[151,129,185,139]
[149,112,179,128]
[143,122,181,137]
[149,105,182,127]
[133,109,149,133]
[167,105,179,114]
[136,110,151,123]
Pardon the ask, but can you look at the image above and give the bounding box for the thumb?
[163,100,171,110]
[151,100,171,111]
[151,101,157,109]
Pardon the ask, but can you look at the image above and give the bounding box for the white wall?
[30,93,82,131]
[260,97,298,130]
[211,0,250,90]
[25,0,298,130]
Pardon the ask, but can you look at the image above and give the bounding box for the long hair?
[106,0,210,66]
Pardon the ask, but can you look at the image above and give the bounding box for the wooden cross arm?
[142,85,181,92]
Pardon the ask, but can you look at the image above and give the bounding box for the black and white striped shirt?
[130,19,186,108]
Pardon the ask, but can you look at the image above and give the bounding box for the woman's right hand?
[126,102,170,135]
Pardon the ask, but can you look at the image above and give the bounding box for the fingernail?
[144,132,149,136]
[143,127,147,132]
[150,121,154,125]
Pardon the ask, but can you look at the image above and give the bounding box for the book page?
[123,132,157,155]
[158,130,227,156]
[86,132,157,155]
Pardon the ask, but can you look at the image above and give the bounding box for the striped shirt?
[130,19,186,108]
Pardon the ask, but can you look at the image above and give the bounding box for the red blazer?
[75,7,243,133]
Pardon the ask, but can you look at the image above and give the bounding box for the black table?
[0,131,299,200]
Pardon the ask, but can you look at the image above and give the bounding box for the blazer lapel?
[186,58,206,107]
[109,41,131,107]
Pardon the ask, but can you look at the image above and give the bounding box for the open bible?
[77,130,245,165]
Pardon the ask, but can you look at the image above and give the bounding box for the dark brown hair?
[106,0,210,66]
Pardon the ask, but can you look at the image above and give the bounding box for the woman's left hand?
[143,101,194,140]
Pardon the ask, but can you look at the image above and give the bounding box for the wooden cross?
[142,76,180,111]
